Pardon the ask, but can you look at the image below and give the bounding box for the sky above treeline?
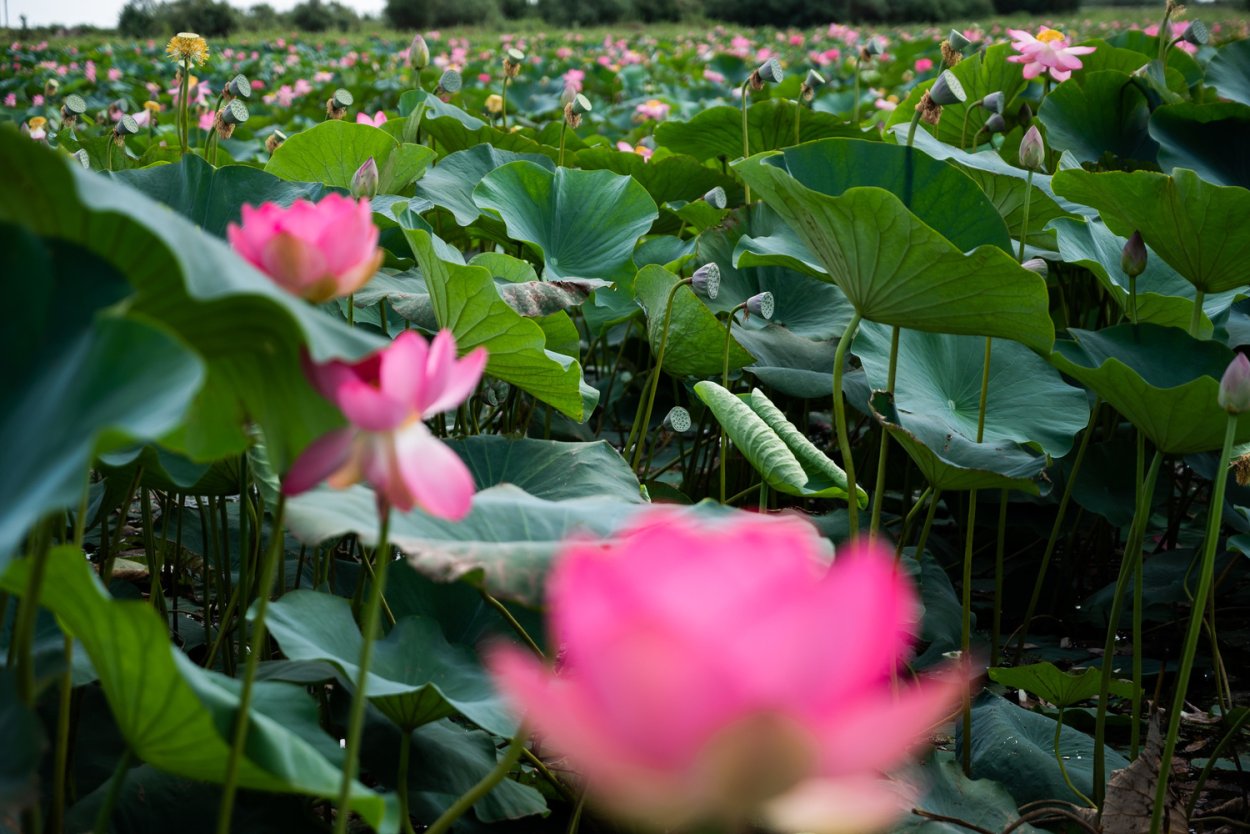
[10,0,385,28]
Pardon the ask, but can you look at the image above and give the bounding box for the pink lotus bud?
[488,513,965,833]
[409,34,430,70]
[227,193,384,303]
[351,157,378,200]
[1121,230,1147,278]
[1219,353,1250,415]
[1019,125,1046,172]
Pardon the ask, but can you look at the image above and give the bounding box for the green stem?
[1093,446,1163,805]
[1150,415,1238,834]
[1127,275,1138,324]
[347,293,355,327]
[960,106,972,150]
[869,326,901,535]
[92,749,133,834]
[852,63,861,125]
[479,589,543,658]
[991,490,1008,667]
[1189,289,1205,337]
[423,728,528,834]
[832,311,864,536]
[720,303,748,503]
[912,488,943,563]
[558,121,568,168]
[793,97,801,145]
[1157,3,1175,62]
[1018,170,1034,263]
[740,80,752,204]
[1055,708,1097,807]
[960,489,977,777]
[631,278,691,475]
[333,507,393,834]
[1016,401,1101,659]
[501,78,510,131]
[13,520,55,704]
[216,495,287,834]
[397,728,418,834]
[905,109,923,148]
[177,60,190,155]
[50,632,74,834]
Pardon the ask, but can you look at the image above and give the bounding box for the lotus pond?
[4,10,1250,834]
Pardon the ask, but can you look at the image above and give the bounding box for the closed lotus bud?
[983,112,1007,134]
[746,291,775,320]
[436,69,462,97]
[948,29,973,52]
[663,406,692,433]
[503,47,525,79]
[351,157,379,200]
[1121,231,1147,278]
[265,128,287,154]
[1019,125,1046,172]
[703,186,727,209]
[801,68,825,101]
[1021,257,1048,277]
[691,262,721,300]
[1219,353,1250,414]
[45,77,59,98]
[749,57,784,90]
[1182,20,1210,46]
[929,70,966,106]
[409,34,430,70]
[980,90,1005,114]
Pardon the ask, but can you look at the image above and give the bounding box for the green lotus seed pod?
[63,94,87,115]
[332,88,353,109]
[221,99,249,125]
[929,70,966,106]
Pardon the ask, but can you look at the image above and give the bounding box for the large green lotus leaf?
[0,227,204,566]
[855,322,1089,458]
[0,669,44,818]
[405,229,596,421]
[884,44,1029,146]
[0,549,395,831]
[573,147,741,209]
[960,693,1129,806]
[1049,324,1250,454]
[1052,168,1250,295]
[97,444,243,497]
[900,754,1041,834]
[264,591,513,735]
[746,138,1011,252]
[1093,34,1198,88]
[111,154,335,237]
[284,484,820,607]
[412,144,554,227]
[734,217,827,279]
[989,662,1135,708]
[870,392,1047,493]
[654,99,864,163]
[694,382,868,506]
[1050,216,1236,335]
[397,89,556,160]
[734,157,1054,351]
[265,120,435,192]
[634,265,752,377]
[0,131,383,469]
[444,436,644,505]
[1038,70,1158,165]
[1207,39,1250,106]
[473,162,658,284]
[1150,102,1250,189]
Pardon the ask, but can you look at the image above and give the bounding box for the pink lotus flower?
[284,330,486,518]
[1006,27,1095,83]
[489,513,965,833]
[616,141,653,161]
[227,193,384,303]
[633,98,670,122]
[914,57,934,72]
[356,110,387,126]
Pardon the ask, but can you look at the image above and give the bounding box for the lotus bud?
[436,68,461,98]
[800,68,825,101]
[948,29,973,52]
[327,88,352,119]
[929,70,966,106]
[1121,231,1147,278]
[746,291,775,320]
[351,156,379,200]
[691,262,721,300]
[749,57,784,91]
[265,128,287,154]
[1021,257,1048,277]
[1182,19,1210,46]
[1219,353,1250,414]
[983,112,1007,134]
[663,406,692,433]
[112,113,139,146]
[980,90,1005,114]
[225,73,251,100]
[44,77,59,98]
[1019,125,1046,172]
[702,186,727,209]
[503,47,525,79]
[409,33,430,70]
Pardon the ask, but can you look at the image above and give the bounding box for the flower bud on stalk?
[1019,125,1046,172]
[1219,353,1250,415]
[45,77,60,98]
[326,88,352,120]
[1121,231,1147,278]
[691,262,721,300]
[351,157,379,200]
[749,57,784,91]
[409,33,430,70]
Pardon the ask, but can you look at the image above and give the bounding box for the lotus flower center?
[1036,28,1066,43]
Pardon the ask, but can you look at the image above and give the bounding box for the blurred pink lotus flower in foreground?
[490,512,965,833]
[1006,27,1095,82]
[284,330,487,518]
[356,109,387,126]
[228,193,384,303]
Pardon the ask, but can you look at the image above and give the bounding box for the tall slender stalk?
[632,278,692,475]
[832,311,864,535]
[740,80,752,203]
[869,327,901,535]
[1150,415,1237,833]
[424,728,529,834]
[719,302,749,503]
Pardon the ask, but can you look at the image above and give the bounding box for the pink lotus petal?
[394,421,476,519]
[283,428,355,496]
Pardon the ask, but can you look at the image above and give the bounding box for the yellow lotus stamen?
[143,100,162,112]
[1036,28,1066,43]
[166,32,209,66]
[28,116,47,130]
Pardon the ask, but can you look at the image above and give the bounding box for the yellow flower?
[166,32,209,66]
[28,116,47,130]
[485,93,503,114]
